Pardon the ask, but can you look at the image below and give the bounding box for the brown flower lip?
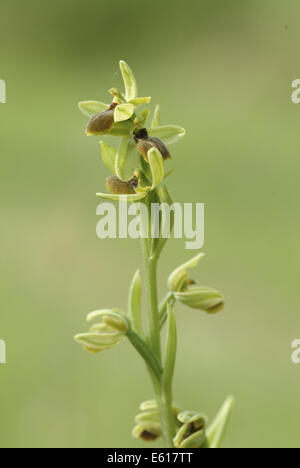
[134,128,172,161]
[106,176,138,195]
[86,103,118,136]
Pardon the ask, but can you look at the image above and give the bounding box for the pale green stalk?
[140,193,176,448]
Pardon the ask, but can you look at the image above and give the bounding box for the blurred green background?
[1,0,300,448]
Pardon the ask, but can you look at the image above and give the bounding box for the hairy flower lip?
[106,175,137,195]
[85,103,118,136]
[134,127,172,161]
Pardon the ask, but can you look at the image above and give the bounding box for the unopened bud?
[74,308,129,353]
[106,176,137,195]
[168,253,205,293]
[177,411,207,428]
[134,128,171,161]
[85,103,117,136]
[174,287,224,313]
[132,422,162,442]
[102,315,129,333]
[174,410,207,448]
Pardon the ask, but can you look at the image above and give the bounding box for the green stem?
[141,194,176,448]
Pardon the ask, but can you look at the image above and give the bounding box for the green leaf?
[130,97,151,105]
[114,103,135,123]
[151,104,161,128]
[205,397,235,448]
[119,60,138,102]
[148,147,164,189]
[96,191,148,203]
[148,125,186,145]
[128,270,143,336]
[115,137,140,182]
[78,101,109,118]
[162,305,177,395]
[100,141,117,174]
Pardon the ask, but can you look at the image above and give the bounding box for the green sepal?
[151,104,161,128]
[96,192,149,203]
[78,101,109,118]
[148,125,186,145]
[100,141,117,174]
[148,147,164,189]
[119,60,138,102]
[115,137,141,182]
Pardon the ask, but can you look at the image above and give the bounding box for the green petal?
[148,125,186,145]
[114,103,135,123]
[130,97,151,105]
[100,141,117,174]
[151,104,161,128]
[119,60,138,102]
[78,101,109,118]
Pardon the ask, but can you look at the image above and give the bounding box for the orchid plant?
[75,61,234,448]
